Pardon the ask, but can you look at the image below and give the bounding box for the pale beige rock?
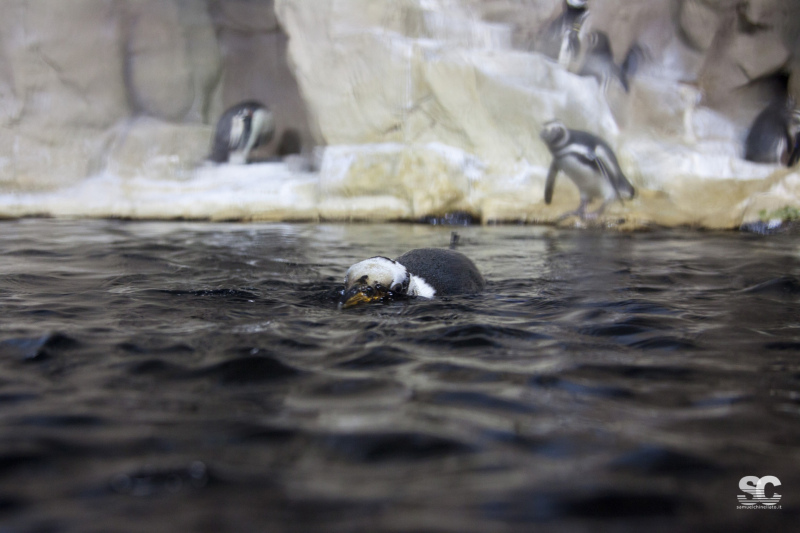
[125,0,213,121]
[1,0,799,227]
[698,0,795,124]
[0,0,226,192]
[0,0,130,188]
[469,0,559,51]
[739,170,800,224]
[0,127,114,192]
[0,0,222,191]
[273,0,800,228]
[319,143,478,218]
[0,163,319,221]
[103,118,213,181]
[180,1,224,124]
[677,0,721,52]
[13,0,129,129]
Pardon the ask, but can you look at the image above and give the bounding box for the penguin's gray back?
[395,248,485,296]
[210,110,236,163]
[210,101,273,163]
[558,130,635,199]
[745,102,792,164]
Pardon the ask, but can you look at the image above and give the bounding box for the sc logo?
[738,476,781,506]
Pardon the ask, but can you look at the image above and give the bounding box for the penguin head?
[340,257,410,308]
[540,120,570,150]
[566,0,588,9]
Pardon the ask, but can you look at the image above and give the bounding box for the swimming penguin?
[540,119,635,220]
[340,248,485,308]
[744,99,800,166]
[209,101,275,164]
[578,31,643,92]
[538,0,589,67]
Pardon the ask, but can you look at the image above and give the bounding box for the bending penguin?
[540,119,635,220]
[744,99,800,166]
[210,101,275,164]
[340,248,485,309]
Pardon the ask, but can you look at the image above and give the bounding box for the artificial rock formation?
[275,0,800,227]
[0,0,313,212]
[0,0,219,191]
[1,0,799,227]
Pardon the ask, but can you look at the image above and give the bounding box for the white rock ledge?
[0,141,793,229]
[1,0,799,229]
[0,163,319,222]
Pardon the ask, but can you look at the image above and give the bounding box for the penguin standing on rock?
[209,101,275,164]
[538,0,590,67]
[744,99,800,166]
[540,119,635,220]
[340,249,484,309]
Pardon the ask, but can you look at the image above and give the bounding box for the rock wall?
[0,0,217,191]
[0,0,313,197]
[275,0,800,227]
[1,0,799,228]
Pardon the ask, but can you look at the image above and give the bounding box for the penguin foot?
[582,208,607,221]
[585,201,611,220]
[555,202,616,226]
[555,210,583,223]
[556,203,595,222]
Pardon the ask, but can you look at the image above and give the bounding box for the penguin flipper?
[594,144,633,202]
[594,156,622,202]
[620,43,646,92]
[544,160,560,204]
[788,135,800,167]
[617,65,630,93]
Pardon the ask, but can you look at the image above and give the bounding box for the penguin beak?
[340,285,388,309]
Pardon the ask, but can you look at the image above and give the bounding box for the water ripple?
[0,220,797,532]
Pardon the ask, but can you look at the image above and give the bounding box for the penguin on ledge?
[340,248,485,309]
[540,119,635,220]
[744,99,800,166]
[209,101,275,164]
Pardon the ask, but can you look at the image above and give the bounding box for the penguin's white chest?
[559,155,616,201]
[775,136,788,164]
[227,109,273,165]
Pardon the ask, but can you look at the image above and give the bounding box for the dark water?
[0,219,798,532]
